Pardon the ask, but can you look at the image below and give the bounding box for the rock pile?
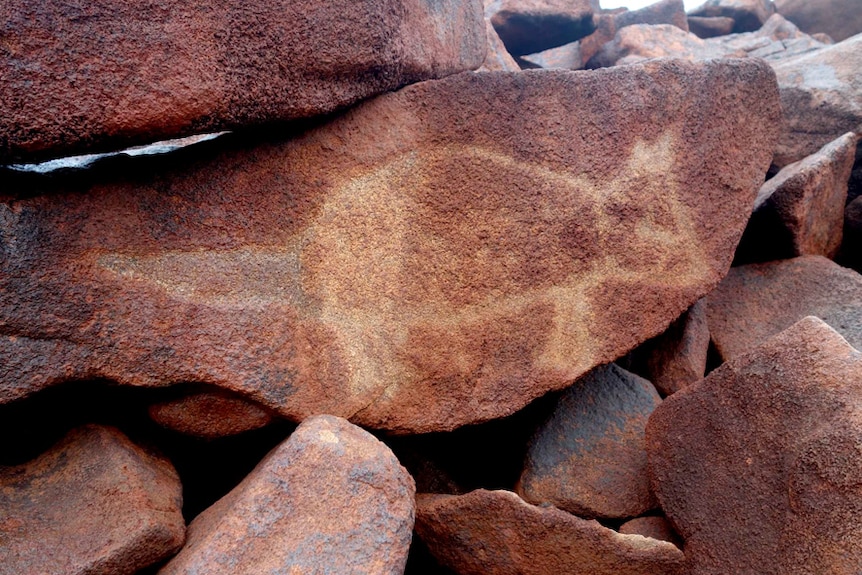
[1,0,861,573]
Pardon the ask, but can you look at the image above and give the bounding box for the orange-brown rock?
[0,425,185,575]
[588,24,742,68]
[0,60,780,433]
[479,19,521,71]
[773,35,862,167]
[647,316,862,574]
[518,364,660,519]
[487,0,598,55]
[688,0,775,33]
[706,256,862,361]
[158,415,415,575]
[775,0,862,42]
[416,489,686,575]
[149,390,275,438]
[619,516,682,547]
[736,132,858,263]
[630,298,709,396]
[0,0,485,163]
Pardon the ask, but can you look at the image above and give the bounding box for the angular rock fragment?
[149,390,275,438]
[0,0,485,163]
[416,490,686,575]
[630,298,709,396]
[0,425,185,575]
[688,15,735,38]
[688,0,775,33]
[0,60,781,433]
[619,516,682,547]
[479,19,521,71]
[647,316,862,574]
[736,132,858,263]
[707,255,862,361]
[588,24,742,68]
[775,0,862,42]
[487,0,598,55]
[518,364,660,519]
[159,415,415,575]
[709,14,828,60]
[773,35,862,167]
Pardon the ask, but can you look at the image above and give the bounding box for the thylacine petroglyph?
[96,133,710,403]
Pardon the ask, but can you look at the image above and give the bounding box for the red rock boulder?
[416,489,686,575]
[158,415,415,575]
[0,0,485,163]
[648,316,862,574]
[775,0,862,42]
[0,425,185,575]
[0,60,781,434]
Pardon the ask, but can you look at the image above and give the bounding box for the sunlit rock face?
[0,60,780,433]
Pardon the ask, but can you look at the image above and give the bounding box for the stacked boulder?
[1,0,861,573]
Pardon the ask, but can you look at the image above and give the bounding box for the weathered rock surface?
[487,0,598,55]
[773,34,862,167]
[689,0,775,33]
[647,316,862,574]
[688,15,735,38]
[590,15,826,68]
[518,364,660,519]
[631,298,709,396]
[0,60,781,433]
[737,132,858,263]
[0,425,185,575]
[775,0,862,42]
[526,0,688,70]
[707,256,862,361]
[149,390,275,438]
[159,415,415,575]
[0,0,485,163]
[480,19,521,71]
[416,489,686,575]
[619,516,682,547]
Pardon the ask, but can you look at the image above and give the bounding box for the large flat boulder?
[0,60,780,433]
[0,0,485,163]
[486,0,598,56]
[416,489,686,575]
[0,425,185,575]
[647,316,862,574]
[688,0,775,33]
[773,34,862,167]
[158,415,415,575]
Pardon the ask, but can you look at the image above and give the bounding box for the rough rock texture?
[487,0,598,55]
[631,298,709,396]
[526,0,688,70]
[159,415,415,575]
[707,256,862,361]
[689,0,775,33]
[479,19,521,71]
[0,60,781,434]
[590,15,825,68]
[0,0,485,163]
[0,425,185,575]
[775,0,862,42]
[149,390,275,438]
[619,516,682,547]
[588,24,742,68]
[648,316,862,574]
[773,35,862,167]
[736,132,858,263]
[518,364,660,519]
[416,490,686,575]
[688,15,735,38]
